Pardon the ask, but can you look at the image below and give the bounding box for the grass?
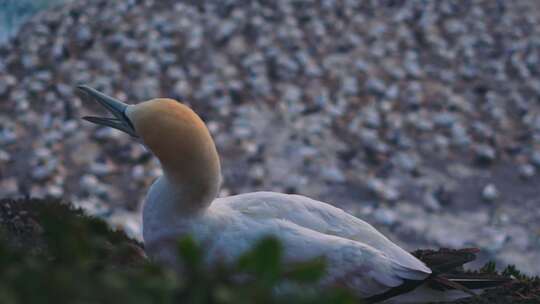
[0,196,538,303]
[0,197,357,304]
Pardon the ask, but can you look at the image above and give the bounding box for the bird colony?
[0,0,540,273]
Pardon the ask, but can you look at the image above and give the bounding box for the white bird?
[79,86,505,302]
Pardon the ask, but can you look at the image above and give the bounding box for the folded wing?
[205,210,430,298]
[223,191,431,275]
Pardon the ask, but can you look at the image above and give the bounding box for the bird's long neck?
[155,139,221,214]
[146,122,222,214]
[161,162,221,214]
[142,173,216,245]
[143,157,220,238]
[132,100,222,214]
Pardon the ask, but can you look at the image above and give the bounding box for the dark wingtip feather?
[444,274,513,290]
[413,247,480,274]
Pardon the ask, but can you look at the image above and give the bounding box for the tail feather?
[430,275,476,296]
[433,274,513,290]
[365,248,513,303]
[414,247,511,291]
[413,247,479,274]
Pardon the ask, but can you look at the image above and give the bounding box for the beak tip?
[76,85,92,95]
[78,86,137,137]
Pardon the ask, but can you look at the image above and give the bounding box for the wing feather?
[204,212,429,298]
[221,192,431,275]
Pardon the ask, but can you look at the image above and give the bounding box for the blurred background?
[1,0,539,274]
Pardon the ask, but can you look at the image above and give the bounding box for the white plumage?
[143,178,431,298]
[79,85,431,299]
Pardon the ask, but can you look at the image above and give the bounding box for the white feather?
[82,88,433,300]
[143,178,431,298]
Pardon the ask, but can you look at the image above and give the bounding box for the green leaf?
[237,236,282,283]
[285,257,326,283]
[177,237,203,267]
[501,264,530,281]
[480,261,497,274]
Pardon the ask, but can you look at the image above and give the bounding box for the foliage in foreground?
[0,197,358,304]
[1,197,540,304]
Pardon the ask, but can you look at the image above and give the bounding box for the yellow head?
[79,86,221,207]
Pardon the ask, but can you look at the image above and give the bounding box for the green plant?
[0,198,359,304]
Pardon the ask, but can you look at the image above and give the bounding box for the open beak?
[78,85,138,138]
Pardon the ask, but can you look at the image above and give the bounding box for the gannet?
[79,86,506,302]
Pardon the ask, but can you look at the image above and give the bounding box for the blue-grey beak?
[78,85,138,138]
